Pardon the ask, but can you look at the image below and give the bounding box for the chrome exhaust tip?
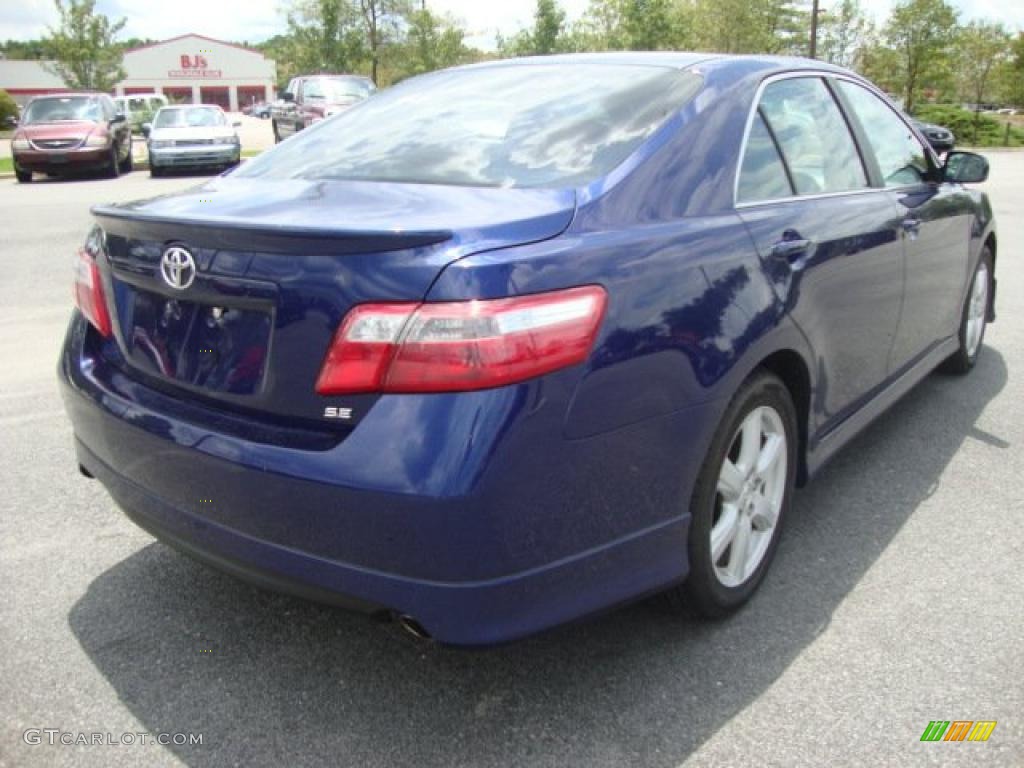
[396,614,431,641]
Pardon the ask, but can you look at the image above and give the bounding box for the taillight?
[316,286,607,395]
[73,247,112,338]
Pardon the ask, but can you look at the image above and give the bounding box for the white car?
[146,105,241,177]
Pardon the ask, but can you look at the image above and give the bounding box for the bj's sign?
[168,53,222,79]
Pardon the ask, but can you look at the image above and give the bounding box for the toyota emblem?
[160,245,196,290]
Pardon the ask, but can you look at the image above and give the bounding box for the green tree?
[533,0,567,54]
[859,37,904,99]
[956,21,1012,106]
[500,0,569,56]
[0,89,19,126]
[41,0,126,91]
[883,0,958,112]
[571,0,688,52]
[691,0,807,55]
[399,8,468,77]
[817,0,872,68]
[568,0,627,51]
[0,39,49,59]
[622,0,679,50]
[281,0,365,82]
[956,21,1012,142]
[357,0,412,84]
[1004,33,1024,106]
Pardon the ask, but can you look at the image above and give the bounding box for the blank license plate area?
[123,286,271,395]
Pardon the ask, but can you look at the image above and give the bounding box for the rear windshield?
[154,107,227,128]
[23,96,101,124]
[238,64,702,188]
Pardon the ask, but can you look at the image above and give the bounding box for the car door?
[833,80,975,371]
[298,78,325,131]
[736,75,905,433]
[292,78,309,134]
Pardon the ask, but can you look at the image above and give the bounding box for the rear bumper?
[60,315,715,645]
[73,436,688,645]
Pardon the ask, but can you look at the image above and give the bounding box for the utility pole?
[810,0,820,59]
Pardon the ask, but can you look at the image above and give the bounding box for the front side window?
[320,78,374,100]
[757,77,868,196]
[238,65,703,188]
[836,80,931,188]
[303,79,324,99]
[737,111,793,203]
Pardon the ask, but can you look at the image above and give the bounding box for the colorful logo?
[920,721,997,742]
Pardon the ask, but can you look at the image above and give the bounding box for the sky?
[0,0,1021,52]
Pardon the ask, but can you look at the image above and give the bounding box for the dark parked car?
[270,74,375,142]
[60,54,996,646]
[912,119,955,153]
[243,101,271,119]
[12,93,132,182]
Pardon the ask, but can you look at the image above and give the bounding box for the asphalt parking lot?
[1,161,1021,768]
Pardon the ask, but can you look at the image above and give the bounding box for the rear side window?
[737,111,793,203]
[757,77,868,196]
[836,80,931,187]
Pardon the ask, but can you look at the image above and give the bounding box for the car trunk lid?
[89,176,576,431]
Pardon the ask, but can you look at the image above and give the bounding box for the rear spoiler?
[91,206,452,256]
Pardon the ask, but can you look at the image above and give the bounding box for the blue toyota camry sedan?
[60,53,997,645]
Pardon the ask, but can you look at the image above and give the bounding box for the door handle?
[770,237,812,263]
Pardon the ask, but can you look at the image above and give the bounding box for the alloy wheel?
[711,405,787,588]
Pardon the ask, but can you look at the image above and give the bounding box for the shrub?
[0,89,18,128]
[914,104,1024,147]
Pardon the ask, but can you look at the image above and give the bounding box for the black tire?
[15,167,32,183]
[942,247,993,375]
[150,164,163,178]
[665,371,798,618]
[106,145,121,178]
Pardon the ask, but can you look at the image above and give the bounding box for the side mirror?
[232,120,241,127]
[281,91,295,103]
[142,122,152,137]
[111,112,126,123]
[944,151,989,184]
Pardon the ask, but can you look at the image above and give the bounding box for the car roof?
[456,51,854,78]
